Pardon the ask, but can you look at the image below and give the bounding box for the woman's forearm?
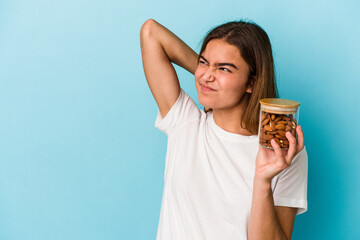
[248,179,288,240]
[142,19,198,74]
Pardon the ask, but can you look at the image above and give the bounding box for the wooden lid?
[259,98,300,108]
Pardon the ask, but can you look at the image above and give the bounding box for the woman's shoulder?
[155,88,206,136]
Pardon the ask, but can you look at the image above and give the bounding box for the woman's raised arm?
[140,19,198,118]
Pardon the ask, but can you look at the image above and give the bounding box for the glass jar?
[258,98,300,149]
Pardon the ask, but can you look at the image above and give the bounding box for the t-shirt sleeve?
[154,88,201,136]
[272,147,308,215]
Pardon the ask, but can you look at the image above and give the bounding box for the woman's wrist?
[253,174,272,192]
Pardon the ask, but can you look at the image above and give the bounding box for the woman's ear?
[246,76,256,93]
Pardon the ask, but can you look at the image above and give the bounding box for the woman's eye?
[220,67,231,73]
[199,60,206,65]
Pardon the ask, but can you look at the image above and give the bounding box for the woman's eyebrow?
[199,55,238,70]
[199,56,208,62]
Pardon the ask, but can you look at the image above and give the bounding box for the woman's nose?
[203,67,215,81]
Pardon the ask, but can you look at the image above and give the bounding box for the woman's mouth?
[201,85,216,92]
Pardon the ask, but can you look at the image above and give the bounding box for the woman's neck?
[212,95,253,136]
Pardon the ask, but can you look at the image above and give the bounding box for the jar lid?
[260,98,300,108]
[259,98,300,114]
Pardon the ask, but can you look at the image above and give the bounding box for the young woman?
[140,19,307,240]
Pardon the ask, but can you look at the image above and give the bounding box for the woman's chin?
[199,100,215,110]
[198,94,220,109]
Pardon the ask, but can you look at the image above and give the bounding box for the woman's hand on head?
[255,125,304,183]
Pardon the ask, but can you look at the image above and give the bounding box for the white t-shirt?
[155,89,308,240]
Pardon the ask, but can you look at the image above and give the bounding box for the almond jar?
[258,98,300,149]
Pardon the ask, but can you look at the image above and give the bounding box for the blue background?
[1,0,359,239]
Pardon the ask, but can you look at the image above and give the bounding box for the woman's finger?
[285,131,297,164]
[296,125,305,153]
[271,139,288,170]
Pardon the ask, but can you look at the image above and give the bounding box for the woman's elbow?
[140,19,158,39]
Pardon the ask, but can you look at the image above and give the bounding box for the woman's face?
[195,39,252,111]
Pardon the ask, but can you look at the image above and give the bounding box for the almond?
[264,134,274,140]
[291,129,296,136]
[282,116,291,121]
[274,116,282,122]
[261,113,267,121]
[277,130,286,136]
[270,120,276,130]
[275,124,285,130]
[264,125,273,131]
[262,118,270,126]
[275,134,287,140]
